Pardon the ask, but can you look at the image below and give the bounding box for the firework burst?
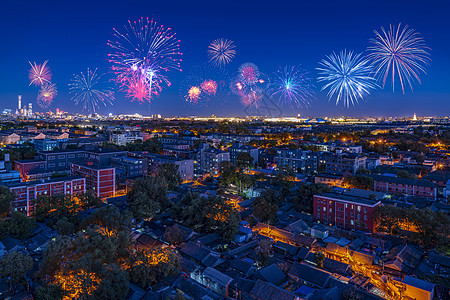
[29,61,52,86]
[207,38,236,67]
[317,50,378,107]
[200,80,218,96]
[367,23,431,94]
[185,86,202,103]
[108,17,182,102]
[232,63,268,107]
[270,65,314,109]
[69,68,114,113]
[238,63,260,84]
[37,83,57,109]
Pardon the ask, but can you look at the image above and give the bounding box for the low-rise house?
[249,279,299,300]
[288,262,331,289]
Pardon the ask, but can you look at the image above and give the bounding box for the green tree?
[55,217,75,235]
[0,251,33,287]
[0,186,13,218]
[127,176,169,220]
[314,251,325,269]
[219,161,237,185]
[35,284,64,300]
[253,198,278,224]
[5,211,35,239]
[291,183,331,213]
[155,163,181,190]
[343,175,374,190]
[163,225,186,245]
[237,152,254,169]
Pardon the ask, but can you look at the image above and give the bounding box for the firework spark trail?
[108,17,182,102]
[69,68,114,113]
[29,61,52,86]
[208,38,236,67]
[270,65,315,109]
[317,50,378,107]
[367,23,431,94]
[37,83,57,109]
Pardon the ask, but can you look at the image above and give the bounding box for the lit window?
[351,220,354,225]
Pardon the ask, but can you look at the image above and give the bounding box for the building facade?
[8,176,86,216]
[320,152,367,176]
[70,163,115,198]
[371,175,437,199]
[313,193,381,232]
[276,149,318,174]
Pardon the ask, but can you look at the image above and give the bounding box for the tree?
[163,225,186,245]
[55,217,75,235]
[253,198,278,224]
[314,251,325,269]
[127,247,179,289]
[219,161,237,185]
[0,186,13,218]
[5,211,35,239]
[343,175,374,190]
[0,251,33,287]
[255,239,272,267]
[93,264,129,300]
[82,205,132,238]
[237,152,254,169]
[35,284,64,300]
[155,163,181,190]
[173,193,240,242]
[127,176,169,220]
[291,183,331,213]
[396,170,417,179]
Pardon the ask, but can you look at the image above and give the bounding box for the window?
[329,208,332,212]
[350,212,354,217]
[364,215,367,220]
[351,220,354,225]
[78,154,84,157]
[364,207,367,213]
[49,156,55,160]
[317,213,320,218]
[323,207,326,211]
[357,214,360,220]
[357,206,361,212]
[345,203,348,208]
[317,207,321,211]
[68,154,75,158]
[49,163,55,167]
[58,155,65,159]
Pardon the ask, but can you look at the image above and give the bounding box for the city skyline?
[0,0,449,117]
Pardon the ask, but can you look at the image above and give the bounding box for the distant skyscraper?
[413,113,417,121]
[18,95,22,111]
[28,103,32,116]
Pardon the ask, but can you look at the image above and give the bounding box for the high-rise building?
[18,95,21,111]
[28,103,32,116]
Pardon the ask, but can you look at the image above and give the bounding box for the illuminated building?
[313,193,381,232]
[70,162,115,198]
[7,176,86,216]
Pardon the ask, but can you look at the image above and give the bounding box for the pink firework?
[124,76,150,102]
[29,61,52,86]
[238,63,260,84]
[200,80,218,95]
[37,83,57,108]
[185,86,202,103]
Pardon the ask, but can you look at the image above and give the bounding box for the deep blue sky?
[0,0,449,117]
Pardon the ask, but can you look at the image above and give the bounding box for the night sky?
[0,0,449,117]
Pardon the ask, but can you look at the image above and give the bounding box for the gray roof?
[202,267,232,287]
[250,279,298,300]
[259,264,286,286]
[288,262,331,288]
[402,275,435,292]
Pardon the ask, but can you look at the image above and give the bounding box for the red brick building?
[371,174,437,199]
[70,162,115,198]
[8,176,85,216]
[313,193,381,232]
